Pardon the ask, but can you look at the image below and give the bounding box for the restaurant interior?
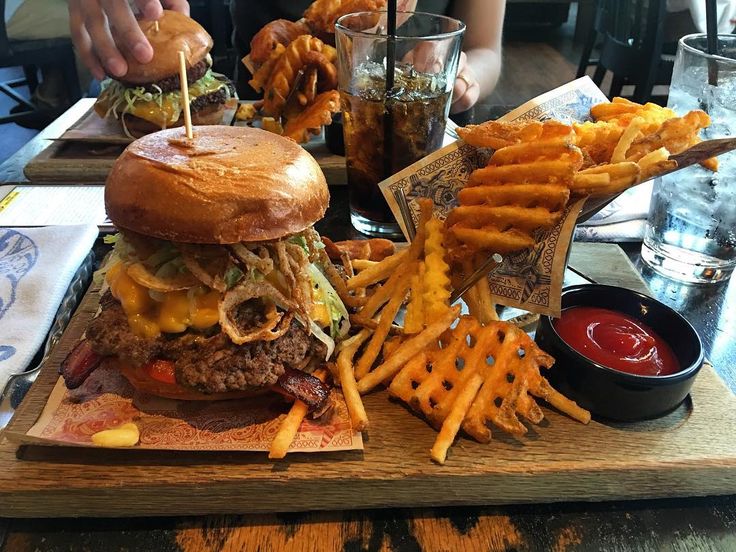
[0,0,735,550]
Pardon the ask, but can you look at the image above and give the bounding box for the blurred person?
[5,0,92,120]
[69,0,504,114]
[665,0,736,45]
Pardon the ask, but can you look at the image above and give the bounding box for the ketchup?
[553,306,680,376]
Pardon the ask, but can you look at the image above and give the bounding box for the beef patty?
[86,296,327,393]
[190,86,230,113]
[120,59,210,93]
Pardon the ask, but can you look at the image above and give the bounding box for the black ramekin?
[535,284,704,421]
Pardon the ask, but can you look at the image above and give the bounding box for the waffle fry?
[451,97,717,262]
[249,19,311,66]
[303,0,387,34]
[457,121,538,149]
[357,306,460,394]
[283,90,340,143]
[322,208,588,464]
[389,317,482,427]
[388,316,590,463]
[248,43,286,93]
[262,35,328,117]
[626,110,713,162]
[447,134,576,258]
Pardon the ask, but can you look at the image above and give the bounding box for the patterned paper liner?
[25,365,362,453]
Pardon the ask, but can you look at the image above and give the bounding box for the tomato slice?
[143,360,177,385]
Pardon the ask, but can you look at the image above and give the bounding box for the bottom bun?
[113,359,268,401]
[121,103,226,138]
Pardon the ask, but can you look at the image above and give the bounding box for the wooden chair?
[576,0,672,103]
[0,0,81,124]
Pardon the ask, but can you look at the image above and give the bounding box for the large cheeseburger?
[94,10,234,137]
[61,126,348,411]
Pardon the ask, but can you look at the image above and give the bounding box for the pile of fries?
[267,97,717,461]
[450,97,716,262]
[240,0,388,143]
[273,199,589,464]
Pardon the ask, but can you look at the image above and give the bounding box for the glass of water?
[642,34,736,283]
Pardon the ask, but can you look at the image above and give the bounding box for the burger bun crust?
[105,126,329,243]
[121,10,213,84]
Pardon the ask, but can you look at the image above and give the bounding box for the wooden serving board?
[23,103,348,185]
[22,138,347,185]
[2,243,736,518]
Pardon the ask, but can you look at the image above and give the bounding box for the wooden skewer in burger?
[61,64,349,413]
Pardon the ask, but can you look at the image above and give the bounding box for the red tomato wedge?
[143,360,177,384]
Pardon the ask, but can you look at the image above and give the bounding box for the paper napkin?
[574,182,653,243]
[0,225,98,389]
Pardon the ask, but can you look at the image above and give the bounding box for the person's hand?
[451,52,480,114]
[69,0,190,80]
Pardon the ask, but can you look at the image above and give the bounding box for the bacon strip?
[271,366,330,413]
[59,340,103,389]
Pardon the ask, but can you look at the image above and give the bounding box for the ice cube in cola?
[342,62,451,227]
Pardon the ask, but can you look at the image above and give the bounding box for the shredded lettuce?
[310,320,335,361]
[288,235,309,254]
[224,266,244,289]
[144,244,179,268]
[108,232,134,264]
[155,258,188,279]
[98,69,233,137]
[307,263,350,339]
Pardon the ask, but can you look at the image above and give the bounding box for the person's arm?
[449,0,504,113]
[68,0,190,80]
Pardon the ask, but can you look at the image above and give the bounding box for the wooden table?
[0,98,348,187]
[1,184,735,550]
[0,100,92,185]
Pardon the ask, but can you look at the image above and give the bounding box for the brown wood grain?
[2,243,736,519]
[22,138,347,186]
[486,43,576,108]
[173,513,527,552]
[22,104,348,186]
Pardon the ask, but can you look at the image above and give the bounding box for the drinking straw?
[383,0,397,178]
[705,0,719,86]
[386,0,397,91]
[178,51,193,139]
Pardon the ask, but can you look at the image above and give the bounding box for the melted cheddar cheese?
[96,70,230,128]
[106,262,219,338]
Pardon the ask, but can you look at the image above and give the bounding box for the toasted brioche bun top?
[105,126,329,243]
[121,10,213,84]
